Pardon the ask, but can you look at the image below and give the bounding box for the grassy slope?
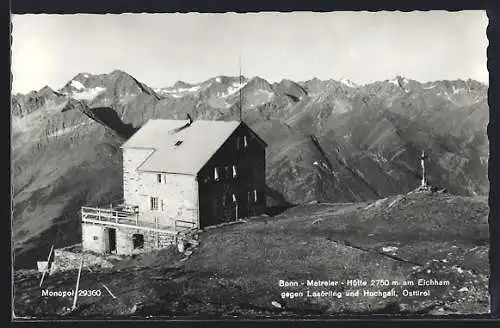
[13,193,489,318]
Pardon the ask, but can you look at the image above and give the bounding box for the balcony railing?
[80,206,197,235]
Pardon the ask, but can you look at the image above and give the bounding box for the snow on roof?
[122,119,242,174]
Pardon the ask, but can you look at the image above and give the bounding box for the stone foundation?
[81,222,176,256]
[115,227,176,255]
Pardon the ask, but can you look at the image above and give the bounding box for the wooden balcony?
[81,206,197,235]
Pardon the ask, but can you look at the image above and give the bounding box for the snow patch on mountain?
[221,81,248,98]
[388,77,409,89]
[244,89,275,108]
[70,80,85,90]
[389,78,399,86]
[176,86,201,93]
[340,78,357,88]
[158,85,202,98]
[71,87,106,101]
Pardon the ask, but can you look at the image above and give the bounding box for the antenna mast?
[239,54,242,122]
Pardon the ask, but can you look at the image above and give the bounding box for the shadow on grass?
[264,184,295,217]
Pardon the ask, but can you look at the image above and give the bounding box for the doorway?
[133,233,144,249]
[107,228,116,253]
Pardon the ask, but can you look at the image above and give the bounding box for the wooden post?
[39,245,54,287]
[236,204,239,220]
[72,256,84,310]
[135,213,139,226]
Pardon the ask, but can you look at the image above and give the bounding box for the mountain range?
[11,70,489,268]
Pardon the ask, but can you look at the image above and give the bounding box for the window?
[214,167,220,181]
[132,234,144,249]
[248,190,259,204]
[93,236,99,241]
[232,193,237,203]
[237,135,249,150]
[222,194,227,207]
[224,166,230,179]
[150,197,159,210]
[236,136,242,150]
[232,165,238,178]
[157,173,167,183]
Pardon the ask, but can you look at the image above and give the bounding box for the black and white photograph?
[11,10,490,318]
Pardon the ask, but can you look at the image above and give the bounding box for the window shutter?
[232,165,237,178]
[236,136,241,150]
[214,167,219,180]
[253,189,258,203]
[157,174,162,183]
[243,135,248,148]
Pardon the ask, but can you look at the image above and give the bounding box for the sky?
[11,11,488,94]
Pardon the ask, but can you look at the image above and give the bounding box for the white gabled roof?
[121,119,241,175]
